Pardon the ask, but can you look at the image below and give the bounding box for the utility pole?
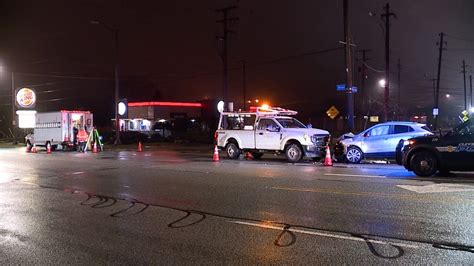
[356,49,372,115]
[114,29,121,145]
[434,32,445,130]
[11,72,17,144]
[429,78,437,109]
[90,20,121,144]
[462,60,467,110]
[397,58,401,119]
[241,60,247,110]
[343,0,355,131]
[381,3,396,122]
[216,6,238,107]
[470,75,473,109]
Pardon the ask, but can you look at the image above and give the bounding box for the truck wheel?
[225,142,241,159]
[251,152,264,159]
[410,151,438,177]
[285,143,302,163]
[346,146,363,164]
[26,141,32,150]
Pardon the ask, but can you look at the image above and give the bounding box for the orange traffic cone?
[46,143,52,154]
[213,145,220,161]
[32,144,37,153]
[137,141,143,152]
[323,145,333,166]
[245,152,253,160]
[93,142,98,153]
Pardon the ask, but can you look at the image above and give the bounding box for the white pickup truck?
[215,107,330,163]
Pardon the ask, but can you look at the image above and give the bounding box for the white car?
[340,122,432,163]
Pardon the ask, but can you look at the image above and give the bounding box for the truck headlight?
[303,134,310,142]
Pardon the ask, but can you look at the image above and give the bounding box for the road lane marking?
[324,173,386,178]
[227,220,419,249]
[270,186,474,203]
[271,186,415,199]
[397,184,474,193]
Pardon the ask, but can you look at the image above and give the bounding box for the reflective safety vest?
[77,130,88,142]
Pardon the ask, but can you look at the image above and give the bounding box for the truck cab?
[215,107,330,163]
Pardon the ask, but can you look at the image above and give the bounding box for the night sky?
[1,0,474,127]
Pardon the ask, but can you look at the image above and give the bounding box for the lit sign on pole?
[118,98,128,118]
[217,101,225,113]
[118,102,127,116]
[16,110,36,128]
[15,88,36,109]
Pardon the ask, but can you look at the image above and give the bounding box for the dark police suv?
[397,118,474,177]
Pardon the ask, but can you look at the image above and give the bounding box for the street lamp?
[90,20,121,145]
[446,94,450,99]
[378,79,386,88]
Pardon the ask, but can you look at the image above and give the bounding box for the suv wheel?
[225,142,241,159]
[285,143,302,163]
[346,146,363,163]
[410,151,438,177]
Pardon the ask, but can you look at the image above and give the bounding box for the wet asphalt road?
[0,144,473,264]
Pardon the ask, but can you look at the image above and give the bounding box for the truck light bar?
[246,106,298,116]
[128,101,202,108]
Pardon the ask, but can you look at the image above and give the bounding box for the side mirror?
[363,132,369,137]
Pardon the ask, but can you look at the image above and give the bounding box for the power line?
[148,47,343,85]
[15,72,114,80]
[250,47,343,68]
[354,57,384,73]
[445,33,474,43]
[11,47,343,87]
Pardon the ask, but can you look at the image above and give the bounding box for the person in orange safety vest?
[77,129,89,152]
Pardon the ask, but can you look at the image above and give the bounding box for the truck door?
[256,118,281,150]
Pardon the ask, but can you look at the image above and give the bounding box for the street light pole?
[91,20,121,144]
[381,3,396,122]
[11,72,17,144]
[113,29,121,145]
[241,60,246,111]
[343,0,355,131]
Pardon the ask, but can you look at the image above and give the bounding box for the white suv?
[340,121,432,163]
[215,107,330,163]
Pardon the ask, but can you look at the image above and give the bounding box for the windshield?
[275,118,307,128]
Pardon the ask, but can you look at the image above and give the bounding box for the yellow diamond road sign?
[326,106,339,119]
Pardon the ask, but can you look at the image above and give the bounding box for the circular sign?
[16,88,36,108]
[118,102,127,116]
